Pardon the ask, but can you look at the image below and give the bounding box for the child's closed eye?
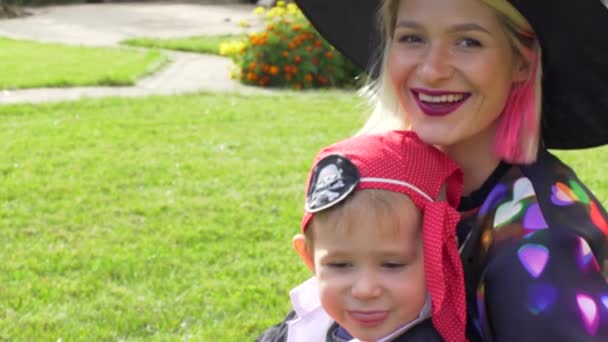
[327,262,353,269]
[382,262,406,269]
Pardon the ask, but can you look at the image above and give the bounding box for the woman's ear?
[513,55,531,83]
[293,234,314,272]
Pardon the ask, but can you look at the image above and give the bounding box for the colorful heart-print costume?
[459,149,608,341]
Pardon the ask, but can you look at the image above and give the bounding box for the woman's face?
[388,0,527,149]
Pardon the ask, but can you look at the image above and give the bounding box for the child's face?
[308,200,426,341]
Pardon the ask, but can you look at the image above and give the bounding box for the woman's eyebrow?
[395,20,491,35]
[448,23,491,34]
[394,20,421,29]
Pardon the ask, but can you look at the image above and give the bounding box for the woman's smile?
[411,88,471,117]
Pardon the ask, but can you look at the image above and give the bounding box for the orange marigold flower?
[306,46,313,52]
[247,72,258,81]
[314,40,322,47]
[312,57,319,65]
[305,74,313,82]
[294,55,302,64]
[325,51,334,59]
[292,24,302,31]
[262,64,269,73]
[317,75,327,84]
[249,62,257,71]
[288,42,296,50]
[282,51,289,57]
[269,66,279,75]
[266,24,274,31]
[249,34,259,45]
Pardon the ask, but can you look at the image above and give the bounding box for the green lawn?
[554,148,608,202]
[0,37,168,89]
[0,92,606,340]
[121,34,242,56]
[0,91,367,340]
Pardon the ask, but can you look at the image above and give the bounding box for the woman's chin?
[409,129,455,149]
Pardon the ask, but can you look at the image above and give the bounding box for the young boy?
[285,131,467,342]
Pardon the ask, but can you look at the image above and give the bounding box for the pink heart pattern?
[518,244,550,278]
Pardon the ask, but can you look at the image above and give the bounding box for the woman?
[258,0,608,340]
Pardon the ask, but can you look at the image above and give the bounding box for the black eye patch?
[305,154,360,213]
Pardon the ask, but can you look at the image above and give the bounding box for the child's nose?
[351,271,381,299]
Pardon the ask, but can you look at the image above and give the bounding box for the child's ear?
[293,234,314,272]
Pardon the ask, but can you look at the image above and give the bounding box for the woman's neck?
[440,128,501,196]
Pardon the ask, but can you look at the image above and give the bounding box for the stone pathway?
[0,3,272,104]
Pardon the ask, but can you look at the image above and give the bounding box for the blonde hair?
[305,189,420,251]
[359,0,542,163]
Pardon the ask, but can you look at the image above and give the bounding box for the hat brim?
[295,0,608,149]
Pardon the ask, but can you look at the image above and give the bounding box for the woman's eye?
[457,38,482,48]
[396,34,424,44]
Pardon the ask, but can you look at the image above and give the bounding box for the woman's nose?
[416,44,454,84]
[351,271,381,300]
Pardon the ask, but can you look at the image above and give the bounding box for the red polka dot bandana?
[302,130,468,342]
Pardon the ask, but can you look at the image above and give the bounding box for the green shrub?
[220,1,364,90]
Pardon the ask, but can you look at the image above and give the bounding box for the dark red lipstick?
[411,88,470,117]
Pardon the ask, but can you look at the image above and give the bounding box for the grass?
[0,91,369,340]
[552,149,608,205]
[0,91,606,340]
[0,37,169,90]
[121,34,243,56]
